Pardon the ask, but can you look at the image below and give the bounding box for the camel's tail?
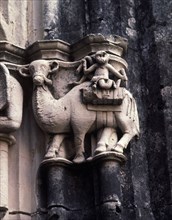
[125,93,140,138]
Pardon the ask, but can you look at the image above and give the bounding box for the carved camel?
[19,60,139,163]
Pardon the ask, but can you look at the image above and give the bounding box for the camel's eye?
[41,65,46,70]
[29,65,34,73]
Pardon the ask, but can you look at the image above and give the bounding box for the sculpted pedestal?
[18,35,139,219]
[93,152,126,220]
[0,134,15,219]
[0,35,139,219]
[38,158,95,220]
[38,152,126,220]
[0,63,23,219]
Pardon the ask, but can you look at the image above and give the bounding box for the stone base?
[37,152,126,220]
[0,134,16,220]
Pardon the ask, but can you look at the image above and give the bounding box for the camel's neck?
[32,85,55,114]
[35,84,53,98]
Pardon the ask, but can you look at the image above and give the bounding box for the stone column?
[38,152,126,220]
[0,63,23,219]
[93,152,126,220]
[24,34,138,219]
[0,134,15,219]
[38,158,96,220]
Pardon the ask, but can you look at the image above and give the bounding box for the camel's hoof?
[111,144,124,154]
[44,150,56,159]
[94,144,106,155]
[73,154,85,163]
[44,154,55,159]
[86,156,93,162]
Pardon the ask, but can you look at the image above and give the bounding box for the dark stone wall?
[43,0,86,43]
[43,1,172,219]
[135,0,172,219]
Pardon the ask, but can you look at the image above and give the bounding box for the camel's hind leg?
[94,127,117,155]
[44,134,66,159]
[113,113,136,153]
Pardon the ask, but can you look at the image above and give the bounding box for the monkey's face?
[95,51,109,65]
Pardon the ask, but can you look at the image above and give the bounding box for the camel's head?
[19,60,59,86]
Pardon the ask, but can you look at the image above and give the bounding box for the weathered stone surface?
[43,0,86,43]
[26,40,71,62]
[70,34,128,60]
[0,0,171,219]
[16,40,140,220]
[0,0,29,47]
[0,135,15,212]
[19,42,139,161]
[0,42,25,64]
[26,34,128,63]
[0,63,23,219]
[38,152,126,220]
[0,0,44,48]
[134,0,172,219]
[0,63,23,133]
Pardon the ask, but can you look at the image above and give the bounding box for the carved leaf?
[0,63,10,111]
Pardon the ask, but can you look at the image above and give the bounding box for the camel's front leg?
[73,133,86,163]
[44,134,66,159]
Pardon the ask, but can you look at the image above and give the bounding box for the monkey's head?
[94,51,109,65]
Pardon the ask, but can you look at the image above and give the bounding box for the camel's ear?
[18,65,30,77]
[49,61,59,74]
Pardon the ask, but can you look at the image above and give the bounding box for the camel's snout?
[33,74,44,85]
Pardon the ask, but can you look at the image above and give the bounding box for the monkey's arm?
[76,75,87,84]
[83,63,97,75]
[107,64,127,80]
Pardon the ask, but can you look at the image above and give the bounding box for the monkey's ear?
[0,63,10,110]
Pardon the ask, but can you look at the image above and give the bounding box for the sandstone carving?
[0,63,23,133]
[74,50,128,90]
[19,58,139,163]
[0,63,23,218]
